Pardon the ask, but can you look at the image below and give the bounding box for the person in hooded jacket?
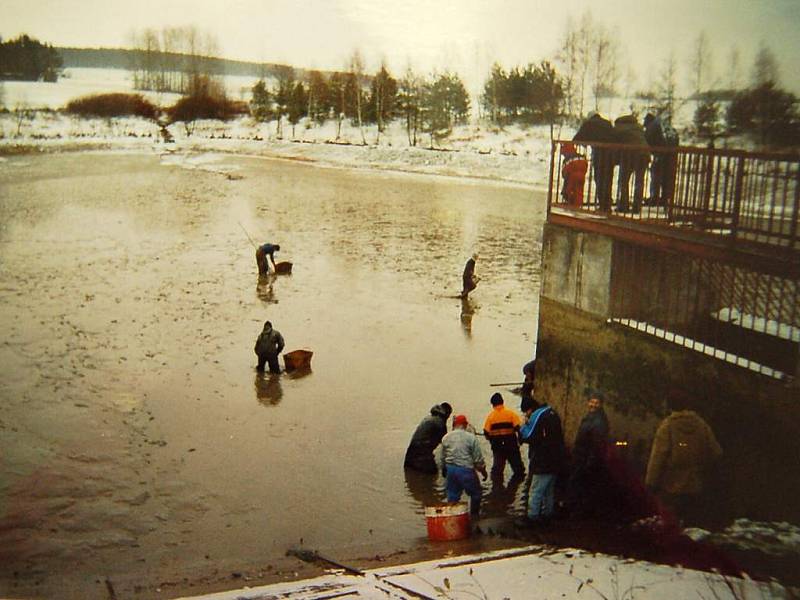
[645,391,722,525]
[614,114,650,213]
[573,112,617,212]
[644,113,680,207]
[254,320,285,374]
[404,403,453,473]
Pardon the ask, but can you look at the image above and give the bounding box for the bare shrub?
[65,93,159,120]
[166,93,248,135]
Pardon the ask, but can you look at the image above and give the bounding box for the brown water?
[0,151,546,598]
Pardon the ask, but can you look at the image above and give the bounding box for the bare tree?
[591,23,619,111]
[751,43,780,87]
[727,45,742,91]
[575,11,595,117]
[347,50,367,145]
[556,16,579,119]
[129,28,160,91]
[689,31,714,98]
[13,97,32,137]
[656,52,679,118]
[129,25,221,97]
[623,64,637,101]
[161,26,182,92]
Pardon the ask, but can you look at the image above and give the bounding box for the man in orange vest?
[482,393,525,483]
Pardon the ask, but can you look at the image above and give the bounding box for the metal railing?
[549,140,800,252]
[547,140,800,379]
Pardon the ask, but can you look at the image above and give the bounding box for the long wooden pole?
[238,222,258,249]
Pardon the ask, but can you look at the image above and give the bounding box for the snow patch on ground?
[696,519,800,556]
[159,151,242,177]
[176,544,790,600]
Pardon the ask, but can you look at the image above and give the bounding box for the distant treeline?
[0,35,62,81]
[56,46,311,80]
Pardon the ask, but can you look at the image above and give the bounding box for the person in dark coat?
[520,400,566,524]
[461,253,479,298]
[520,359,536,412]
[614,114,650,213]
[254,320,285,374]
[573,112,617,212]
[644,113,680,207]
[568,390,611,518]
[404,403,453,473]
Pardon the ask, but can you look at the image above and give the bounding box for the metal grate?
[608,242,799,379]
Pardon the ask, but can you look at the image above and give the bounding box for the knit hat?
[560,142,577,155]
[453,414,468,427]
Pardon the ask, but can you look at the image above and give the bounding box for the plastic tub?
[424,502,470,541]
[284,349,313,372]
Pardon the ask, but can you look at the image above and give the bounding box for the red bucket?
[425,502,470,541]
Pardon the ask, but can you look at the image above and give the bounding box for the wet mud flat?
[0,150,546,598]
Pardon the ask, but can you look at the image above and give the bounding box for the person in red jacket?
[560,143,588,208]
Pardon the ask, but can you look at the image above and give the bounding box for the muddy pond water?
[0,151,546,597]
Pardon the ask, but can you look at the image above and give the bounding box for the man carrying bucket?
[441,415,487,517]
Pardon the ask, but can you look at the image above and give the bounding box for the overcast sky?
[3,0,799,93]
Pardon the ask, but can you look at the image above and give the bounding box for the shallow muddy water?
[0,151,546,597]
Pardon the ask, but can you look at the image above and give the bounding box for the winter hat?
[453,414,468,428]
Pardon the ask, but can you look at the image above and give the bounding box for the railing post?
[731,155,746,242]
[700,151,715,229]
[790,162,800,251]
[547,140,557,216]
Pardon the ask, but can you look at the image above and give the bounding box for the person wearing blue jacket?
[520,400,566,525]
[256,242,280,275]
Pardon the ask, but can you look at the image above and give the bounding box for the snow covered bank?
[174,544,790,600]
[0,111,557,187]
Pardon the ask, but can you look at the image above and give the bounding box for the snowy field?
[0,67,260,110]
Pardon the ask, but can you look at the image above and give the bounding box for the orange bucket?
[424,502,470,541]
[274,261,293,274]
[283,349,313,372]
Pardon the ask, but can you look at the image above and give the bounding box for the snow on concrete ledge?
[174,545,788,600]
